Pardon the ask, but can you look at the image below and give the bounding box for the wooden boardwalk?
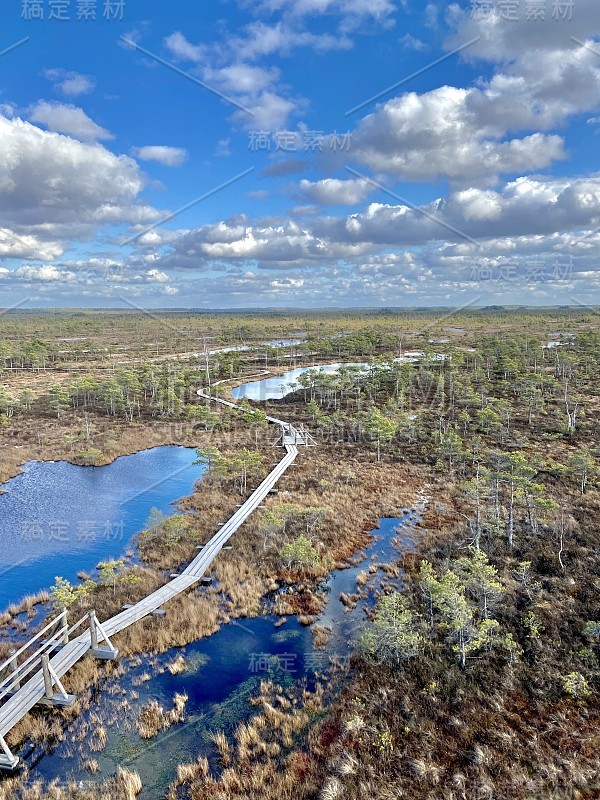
[0,389,308,770]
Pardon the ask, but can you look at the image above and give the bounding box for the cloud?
[13,264,72,282]
[43,69,96,97]
[28,101,112,142]
[164,34,301,129]
[399,33,428,51]
[247,0,396,29]
[132,145,188,166]
[7,222,600,306]
[216,138,231,156]
[146,269,170,282]
[290,204,319,216]
[350,85,567,185]
[0,229,63,261]
[319,175,600,247]
[7,0,600,307]
[163,31,206,61]
[226,20,352,61]
[445,0,600,62]
[0,261,185,303]
[298,177,373,205]
[162,1,396,131]
[338,6,600,187]
[141,174,600,279]
[148,215,372,270]
[239,91,298,130]
[208,62,279,95]
[0,114,161,257]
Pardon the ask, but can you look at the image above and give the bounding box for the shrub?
[280,535,320,571]
[76,447,105,466]
[562,671,591,699]
[360,593,424,667]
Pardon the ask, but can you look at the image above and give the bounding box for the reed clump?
[134,691,187,739]
[165,654,186,675]
[311,626,332,648]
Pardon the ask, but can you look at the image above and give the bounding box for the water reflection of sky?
[231,363,366,401]
[0,447,205,610]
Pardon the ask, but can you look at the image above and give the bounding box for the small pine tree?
[280,535,320,571]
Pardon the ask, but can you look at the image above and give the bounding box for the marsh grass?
[311,626,332,648]
[135,692,187,739]
[165,654,186,675]
[0,767,142,800]
[1,385,426,785]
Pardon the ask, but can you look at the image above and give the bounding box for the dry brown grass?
[134,692,187,739]
[114,591,221,656]
[165,654,186,675]
[88,725,107,752]
[339,593,358,609]
[311,626,332,648]
[0,413,199,485]
[0,767,143,800]
[5,591,50,619]
[210,731,232,766]
[356,571,368,587]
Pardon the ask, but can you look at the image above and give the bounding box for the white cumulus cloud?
[28,101,112,142]
[298,177,373,205]
[132,145,188,167]
[0,114,161,257]
[43,69,96,97]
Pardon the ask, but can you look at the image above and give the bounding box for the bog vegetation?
[0,308,598,799]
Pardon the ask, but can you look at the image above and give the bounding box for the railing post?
[41,654,53,699]
[7,651,19,692]
[61,613,69,645]
[88,610,118,660]
[0,734,19,770]
[38,653,75,708]
[88,610,99,650]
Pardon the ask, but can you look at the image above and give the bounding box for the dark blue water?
[25,508,425,797]
[0,447,205,611]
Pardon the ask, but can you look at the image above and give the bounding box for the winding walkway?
[0,389,307,770]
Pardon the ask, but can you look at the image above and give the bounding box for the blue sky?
[1,0,600,308]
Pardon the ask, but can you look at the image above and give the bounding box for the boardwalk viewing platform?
[0,387,314,770]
